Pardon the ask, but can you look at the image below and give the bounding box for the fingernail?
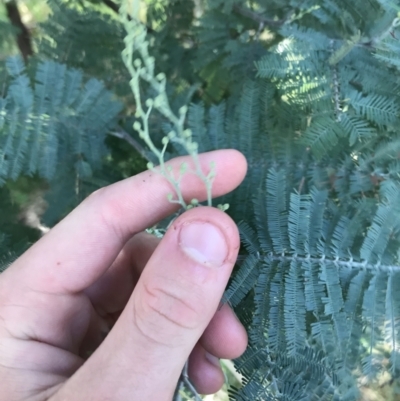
[205,351,220,368]
[179,221,228,267]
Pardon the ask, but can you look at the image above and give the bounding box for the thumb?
[55,207,240,401]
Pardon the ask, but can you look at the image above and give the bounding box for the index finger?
[6,150,247,294]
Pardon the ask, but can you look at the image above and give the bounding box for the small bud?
[145,99,154,108]
[208,172,216,180]
[154,96,162,107]
[189,142,198,152]
[167,193,174,201]
[179,105,188,115]
[183,129,192,138]
[133,59,142,67]
[180,162,188,174]
[133,121,141,131]
[161,137,169,146]
[147,162,154,170]
[156,73,166,81]
[134,110,142,118]
[218,203,230,212]
[191,198,199,206]
[168,131,176,139]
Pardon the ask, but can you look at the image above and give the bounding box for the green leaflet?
[0,56,122,184]
[228,167,400,399]
[284,260,306,357]
[266,168,289,253]
[329,32,361,65]
[223,254,261,307]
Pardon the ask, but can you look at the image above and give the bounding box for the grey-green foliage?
[165,1,400,398]
[115,0,400,395]
[0,56,122,185]
[36,0,130,96]
[3,0,400,399]
[191,95,400,399]
[0,20,18,57]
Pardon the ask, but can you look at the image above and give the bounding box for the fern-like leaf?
[224,255,261,307]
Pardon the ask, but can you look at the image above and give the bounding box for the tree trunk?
[5,0,33,61]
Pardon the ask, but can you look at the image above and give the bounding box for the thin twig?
[233,5,291,28]
[368,17,400,46]
[181,362,202,401]
[102,0,119,14]
[253,252,400,273]
[173,361,202,401]
[101,0,155,33]
[330,40,342,122]
[233,4,400,52]
[108,127,151,161]
[173,379,183,401]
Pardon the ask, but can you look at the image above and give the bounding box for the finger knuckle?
[84,187,125,239]
[134,279,204,344]
[86,187,106,203]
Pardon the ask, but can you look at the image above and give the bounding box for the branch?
[5,0,33,61]
[101,0,155,33]
[233,4,291,28]
[108,127,151,161]
[102,0,119,14]
[253,252,400,273]
[330,40,342,121]
[231,4,380,51]
[367,16,400,47]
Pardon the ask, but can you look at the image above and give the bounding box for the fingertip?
[201,303,248,359]
[170,206,241,268]
[212,149,248,191]
[225,148,248,177]
[188,343,225,395]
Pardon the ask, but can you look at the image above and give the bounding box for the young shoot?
[120,1,227,212]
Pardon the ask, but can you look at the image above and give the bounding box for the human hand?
[0,150,248,401]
